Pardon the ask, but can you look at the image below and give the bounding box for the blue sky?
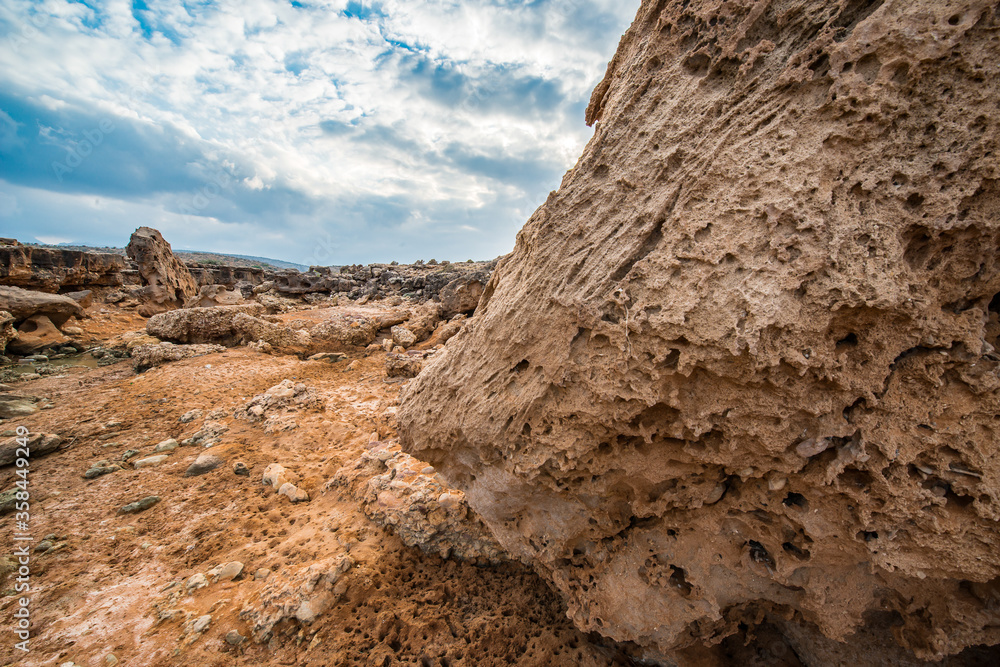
[0,0,639,265]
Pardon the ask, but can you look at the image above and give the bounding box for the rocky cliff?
[399,0,1000,663]
[0,242,125,293]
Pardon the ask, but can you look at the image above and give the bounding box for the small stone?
[346,360,361,371]
[105,654,119,667]
[179,409,203,423]
[225,630,246,646]
[233,461,250,476]
[153,438,179,452]
[254,568,270,580]
[133,454,169,469]
[34,539,54,553]
[185,572,209,593]
[278,481,310,503]
[117,495,161,515]
[121,449,140,461]
[192,614,212,634]
[262,463,289,489]
[84,465,120,479]
[185,453,224,477]
[215,561,244,582]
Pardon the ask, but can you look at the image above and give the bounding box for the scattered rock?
[390,325,417,348]
[153,438,179,453]
[133,455,169,469]
[233,461,249,476]
[385,353,426,378]
[186,572,209,593]
[84,464,121,479]
[185,453,224,477]
[278,481,309,503]
[307,352,347,362]
[121,449,140,462]
[191,613,212,634]
[117,496,160,515]
[254,568,270,581]
[179,409,203,423]
[0,310,15,355]
[184,284,245,308]
[181,420,229,448]
[0,488,19,515]
[213,561,244,582]
[225,630,246,646]
[235,380,321,422]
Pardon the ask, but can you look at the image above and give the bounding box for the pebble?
[179,409,203,423]
[153,438,179,453]
[34,539,54,553]
[117,496,161,515]
[278,481,310,503]
[105,655,119,667]
[233,461,250,476]
[133,454,169,469]
[192,614,212,634]
[225,630,246,645]
[84,465,121,480]
[121,449,140,461]
[185,572,209,593]
[254,568,270,581]
[215,561,244,582]
[185,453,224,477]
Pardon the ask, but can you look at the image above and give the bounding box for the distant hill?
[31,243,309,272]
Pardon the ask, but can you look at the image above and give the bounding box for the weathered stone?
[0,310,16,355]
[7,314,71,355]
[0,393,39,418]
[132,455,169,469]
[145,303,265,345]
[399,1,1000,662]
[117,495,160,515]
[185,453,224,477]
[183,284,245,308]
[385,353,426,378]
[390,325,417,349]
[125,227,199,316]
[0,286,84,327]
[153,438,179,453]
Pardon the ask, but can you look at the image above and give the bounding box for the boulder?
[231,313,311,353]
[399,1,1000,663]
[62,290,94,308]
[309,314,379,349]
[145,303,265,344]
[7,314,70,355]
[438,275,486,317]
[390,325,416,349]
[125,227,199,316]
[0,286,84,327]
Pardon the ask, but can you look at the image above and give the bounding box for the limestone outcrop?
[145,303,266,345]
[0,244,126,293]
[125,227,199,316]
[399,0,1000,662]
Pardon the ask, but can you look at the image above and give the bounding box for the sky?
[0,0,639,266]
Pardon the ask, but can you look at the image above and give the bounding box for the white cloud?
[0,0,640,263]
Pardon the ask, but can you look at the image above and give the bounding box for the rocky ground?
[0,299,643,667]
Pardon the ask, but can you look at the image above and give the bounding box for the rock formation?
[0,311,15,355]
[125,227,199,316]
[0,286,85,328]
[399,0,1000,663]
[0,244,126,293]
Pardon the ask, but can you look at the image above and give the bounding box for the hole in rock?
[782,542,811,560]
[836,333,859,349]
[513,360,529,373]
[783,492,808,509]
[905,193,925,209]
[668,565,694,597]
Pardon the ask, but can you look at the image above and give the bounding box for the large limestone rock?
[400,1,1000,663]
[6,314,70,355]
[0,286,84,327]
[125,227,199,316]
[146,303,265,344]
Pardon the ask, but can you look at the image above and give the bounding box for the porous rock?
[145,303,265,345]
[131,342,226,371]
[399,1,1000,662]
[125,227,199,316]
[7,314,71,355]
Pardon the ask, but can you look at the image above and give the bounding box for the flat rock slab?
[185,454,224,477]
[117,496,160,515]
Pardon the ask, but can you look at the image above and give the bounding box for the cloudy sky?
[0,0,638,266]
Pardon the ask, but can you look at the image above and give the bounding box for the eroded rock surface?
[126,227,199,316]
[400,0,1000,662]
